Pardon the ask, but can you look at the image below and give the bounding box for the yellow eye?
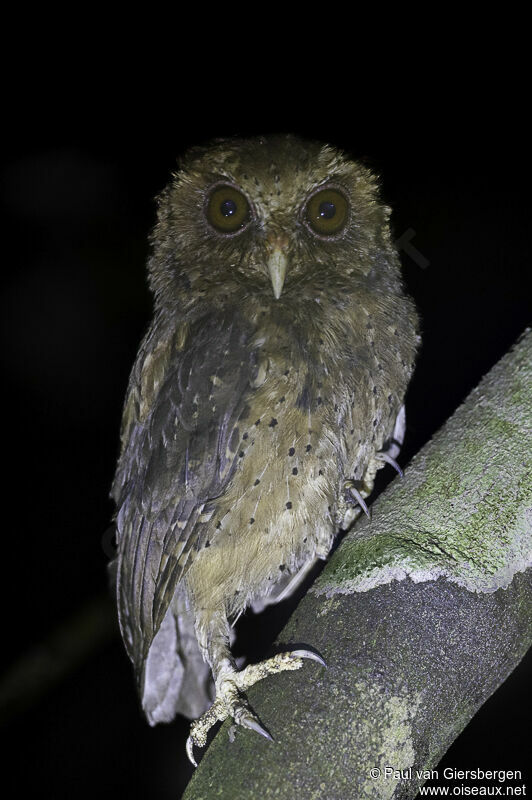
[305,188,349,236]
[206,185,251,234]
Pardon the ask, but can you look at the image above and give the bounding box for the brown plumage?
[111,134,419,760]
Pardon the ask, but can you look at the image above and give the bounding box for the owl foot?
[185,649,325,766]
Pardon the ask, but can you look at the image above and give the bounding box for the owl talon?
[346,484,371,518]
[376,451,404,477]
[240,714,274,741]
[290,648,327,667]
[186,735,198,767]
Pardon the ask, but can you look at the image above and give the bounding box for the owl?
[111,135,418,764]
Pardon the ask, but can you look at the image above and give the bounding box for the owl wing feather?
[113,312,257,673]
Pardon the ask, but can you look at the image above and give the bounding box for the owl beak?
[266,236,289,299]
[268,249,288,300]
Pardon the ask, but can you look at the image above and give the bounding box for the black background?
[1,67,531,799]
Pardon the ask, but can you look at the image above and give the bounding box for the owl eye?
[206,185,251,234]
[305,188,349,236]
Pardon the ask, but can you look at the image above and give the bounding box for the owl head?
[148,135,400,317]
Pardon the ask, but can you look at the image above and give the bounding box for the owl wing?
[113,312,257,674]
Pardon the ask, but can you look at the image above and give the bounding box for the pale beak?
[268,248,287,299]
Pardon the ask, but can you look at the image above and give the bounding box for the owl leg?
[186,611,325,766]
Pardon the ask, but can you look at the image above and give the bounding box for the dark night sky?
[1,73,531,799]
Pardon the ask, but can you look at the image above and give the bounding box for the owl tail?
[141,599,213,725]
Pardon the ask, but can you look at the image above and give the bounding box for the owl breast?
[182,310,403,620]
